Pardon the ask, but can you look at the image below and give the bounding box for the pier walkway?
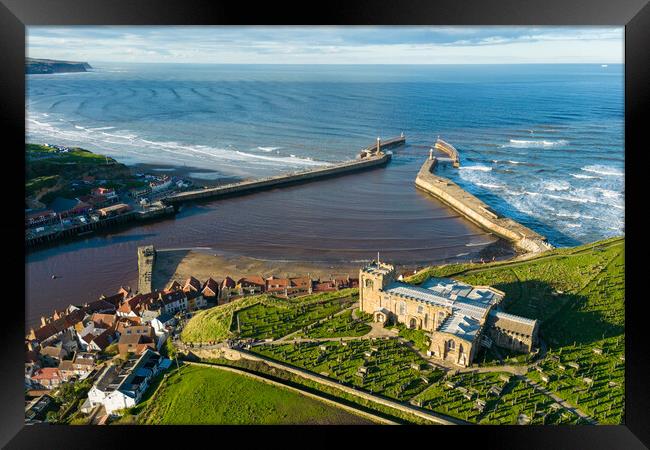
[162,136,404,206]
[415,147,553,255]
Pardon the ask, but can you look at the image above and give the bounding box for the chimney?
[376,137,381,153]
[429,148,434,161]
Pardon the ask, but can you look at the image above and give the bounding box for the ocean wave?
[27,118,53,128]
[501,139,568,148]
[566,223,582,228]
[87,126,115,131]
[556,212,596,220]
[475,182,503,189]
[235,150,325,166]
[257,146,281,152]
[571,173,598,179]
[100,131,138,140]
[542,180,570,191]
[581,165,623,177]
[459,165,492,172]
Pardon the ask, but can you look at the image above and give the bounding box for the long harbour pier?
[162,135,405,206]
[416,140,554,255]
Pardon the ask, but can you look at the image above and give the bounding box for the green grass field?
[181,289,358,343]
[137,365,372,424]
[235,295,357,340]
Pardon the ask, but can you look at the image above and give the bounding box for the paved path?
[518,375,598,424]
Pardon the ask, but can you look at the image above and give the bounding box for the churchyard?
[252,338,445,402]
[296,310,372,339]
[413,371,583,424]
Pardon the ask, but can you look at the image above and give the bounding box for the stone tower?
[359,260,396,314]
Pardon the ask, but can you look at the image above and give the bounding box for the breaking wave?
[581,165,624,177]
[501,139,568,148]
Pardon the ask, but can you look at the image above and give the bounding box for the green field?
[26,143,134,205]
[137,364,372,424]
[181,289,358,343]
[252,338,444,401]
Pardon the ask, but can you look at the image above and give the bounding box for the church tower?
[359,259,396,314]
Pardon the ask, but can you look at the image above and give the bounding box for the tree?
[46,410,59,424]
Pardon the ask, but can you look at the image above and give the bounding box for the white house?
[87,349,166,415]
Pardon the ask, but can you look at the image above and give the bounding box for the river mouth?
[25,149,515,328]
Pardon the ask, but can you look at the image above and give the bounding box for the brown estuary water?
[25,147,511,327]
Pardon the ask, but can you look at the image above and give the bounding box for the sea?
[25,63,624,326]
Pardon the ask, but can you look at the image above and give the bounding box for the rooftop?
[362,261,395,276]
[382,277,511,342]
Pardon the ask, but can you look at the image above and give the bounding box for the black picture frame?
[2,0,647,448]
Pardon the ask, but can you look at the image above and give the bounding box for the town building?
[237,276,266,296]
[201,278,219,302]
[86,349,167,415]
[219,276,238,303]
[359,260,538,367]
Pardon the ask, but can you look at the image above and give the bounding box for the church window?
[447,340,455,350]
[399,302,406,315]
[417,305,424,314]
[365,279,373,288]
[424,313,428,328]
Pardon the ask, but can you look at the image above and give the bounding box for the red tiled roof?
[31,368,61,381]
[238,276,265,287]
[92,313,117,329]
[29,308,85,342]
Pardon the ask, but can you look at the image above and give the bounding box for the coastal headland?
[26,57,92,74]
[415,143,554,256]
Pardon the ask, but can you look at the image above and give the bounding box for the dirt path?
[518,375,597,424]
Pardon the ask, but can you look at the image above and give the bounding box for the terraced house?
[359,261,538,367]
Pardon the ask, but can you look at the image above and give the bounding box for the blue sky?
[27,26,624,64]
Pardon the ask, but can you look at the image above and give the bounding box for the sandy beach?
[153,249,375,290]
[151,239,518,291]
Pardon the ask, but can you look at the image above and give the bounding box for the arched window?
[399,302,406,315]
[424,313,428,328]
[417,305,424,314]
[447,340,455,350]
[459,344,464,354]
[365,279,373,288]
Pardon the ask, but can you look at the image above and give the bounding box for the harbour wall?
[25,204,175,250]
[163,140,399,206]
[415,157,554,255]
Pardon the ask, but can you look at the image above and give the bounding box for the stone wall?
[415,158,554,255]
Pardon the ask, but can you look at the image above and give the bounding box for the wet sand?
[153,249,362,290]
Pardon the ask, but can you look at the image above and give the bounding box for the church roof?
[383,277,514,342]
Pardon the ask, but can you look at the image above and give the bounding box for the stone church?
[359,260,538,367]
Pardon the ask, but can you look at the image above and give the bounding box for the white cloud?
[26,26,624,64]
